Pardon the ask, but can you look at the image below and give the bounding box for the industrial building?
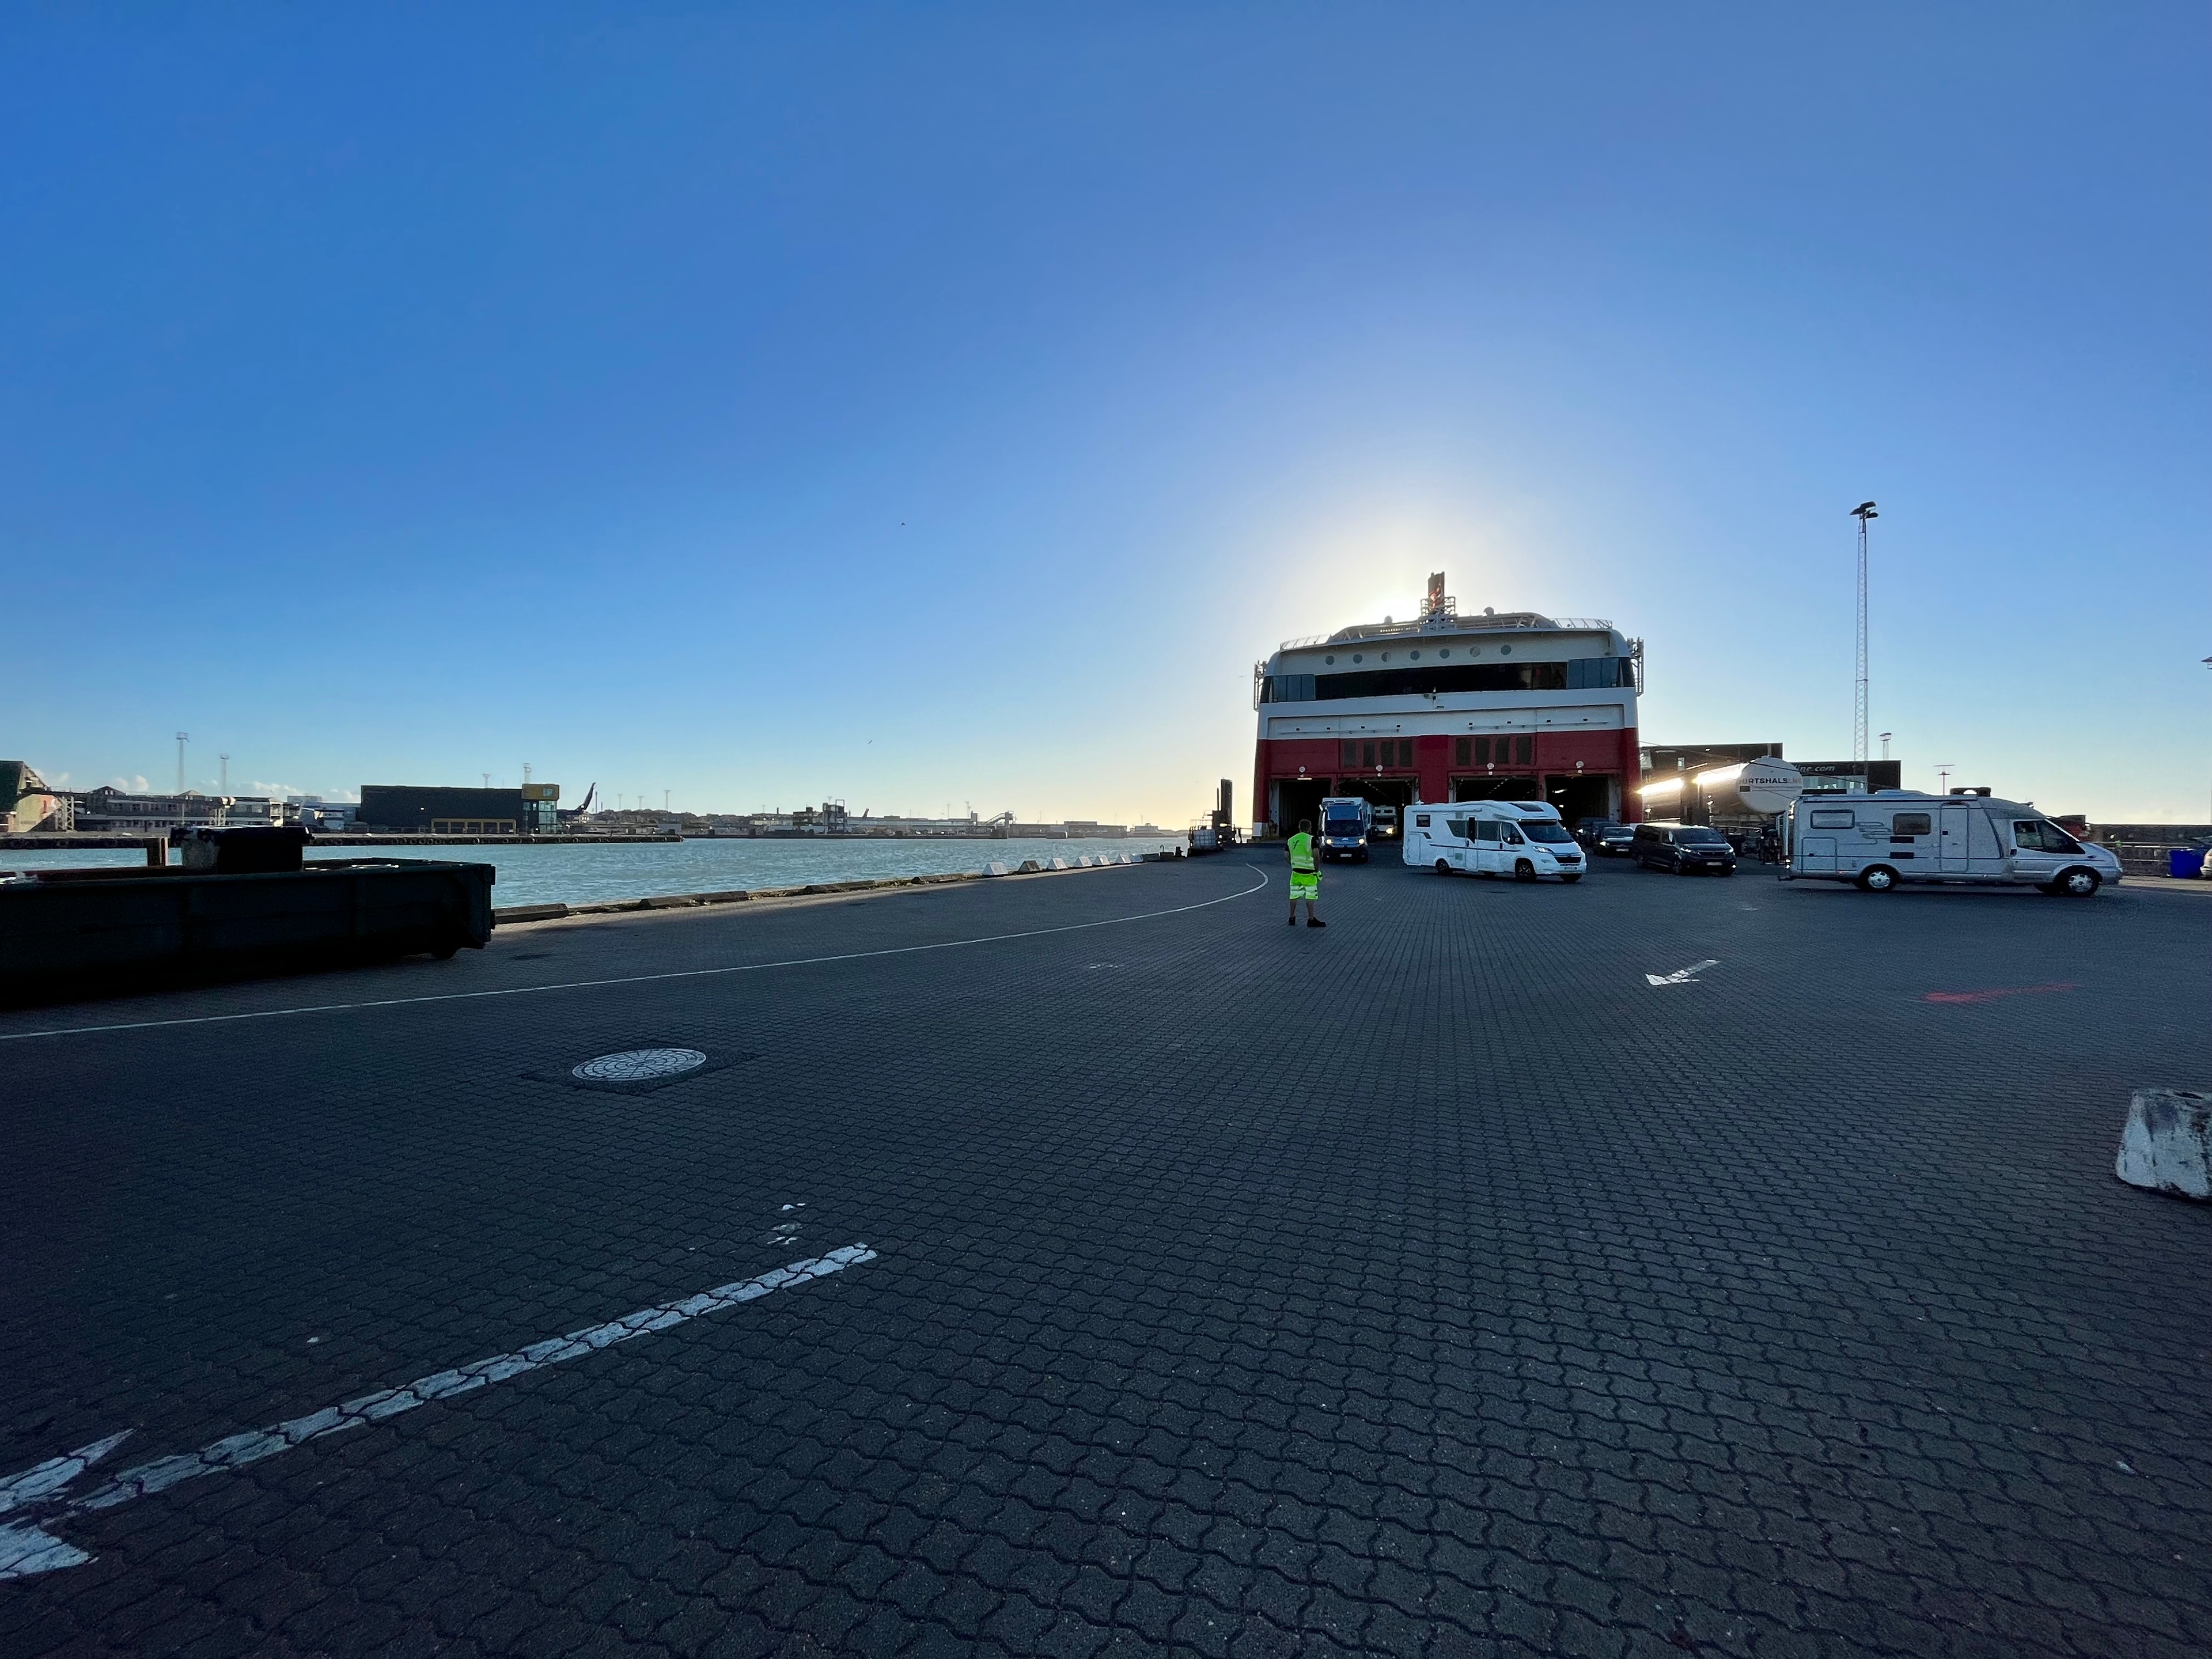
[67,786,283,834]
[1,762,70,832]
[357,783,562,835]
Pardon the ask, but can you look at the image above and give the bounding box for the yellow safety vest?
[1288,832,1316,872]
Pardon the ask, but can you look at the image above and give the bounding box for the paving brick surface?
[2,857,2208,1656]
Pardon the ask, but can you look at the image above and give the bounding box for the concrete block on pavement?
[2116,1088,2212,1199]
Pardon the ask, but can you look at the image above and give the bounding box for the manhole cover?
[571,1047,709,1082]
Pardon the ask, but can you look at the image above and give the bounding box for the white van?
[1403,801,1585,882]
[1783,792,2121,895]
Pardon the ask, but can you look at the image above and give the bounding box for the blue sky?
[6,5,2206,823]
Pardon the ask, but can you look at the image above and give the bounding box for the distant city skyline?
[7,7,2206,821]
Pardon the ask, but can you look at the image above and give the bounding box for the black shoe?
[1287,915,1297,925]
[1306,918,1327,927]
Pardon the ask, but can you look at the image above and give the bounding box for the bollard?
[2116,1088,2212,1199]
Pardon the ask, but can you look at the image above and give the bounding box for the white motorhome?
[1404,800,1585,882]
[1783,792,2121,896]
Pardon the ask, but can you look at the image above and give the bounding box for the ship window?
[1438,648,1450,657]
[1339,740,1358,767]
[1310,661,1588,700]
[1324,655,1335,665]
[1397,739,1414,766]
[1410,650,1419,660]
[1499,645,1512,656]
[1361,741,1377,767]
[1566,657,1630,690]
[1352,653,1363,663]
[1380,652,1391,661]
[1515,735,1533,764]
[1455,737,1471,766]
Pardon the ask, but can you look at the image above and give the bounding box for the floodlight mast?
[1850,502,1878,762]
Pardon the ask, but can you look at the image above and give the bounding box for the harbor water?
[1,836,1183,910]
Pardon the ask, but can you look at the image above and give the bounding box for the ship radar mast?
[1422,571,1455,621]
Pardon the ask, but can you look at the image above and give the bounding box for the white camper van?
[1783,792,2121,895]
[1403,801,1585,882]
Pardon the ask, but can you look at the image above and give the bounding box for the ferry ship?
[1252,573,1642,839]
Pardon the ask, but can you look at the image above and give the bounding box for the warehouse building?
[357,783,562,835]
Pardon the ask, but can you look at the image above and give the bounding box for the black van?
[1632,824,1737,876]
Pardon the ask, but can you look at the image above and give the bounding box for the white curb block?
[2116,1088,2212,1199]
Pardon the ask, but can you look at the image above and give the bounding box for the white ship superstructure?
[1252,573,1641,838]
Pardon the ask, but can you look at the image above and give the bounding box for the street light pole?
[175,733,189,795]
[1850,502,1878,763]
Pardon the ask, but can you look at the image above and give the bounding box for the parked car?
[1633,824,1738,876]
[1577,819,1635,857]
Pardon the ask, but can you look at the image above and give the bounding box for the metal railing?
[1275,613,1616,652]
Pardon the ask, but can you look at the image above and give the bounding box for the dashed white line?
[0,1245,876,1580]
[1646,958,1720,987]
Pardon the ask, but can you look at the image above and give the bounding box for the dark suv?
[1633,824,1737,876]
[1577,819,1635,857]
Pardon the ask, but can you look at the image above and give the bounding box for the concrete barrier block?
[2116,1088,2212,1199]
[493,903,569,923]
[987,862,1011,876]
[1017,859,1041,873]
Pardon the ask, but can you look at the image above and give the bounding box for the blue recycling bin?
[2171,848,2206,879]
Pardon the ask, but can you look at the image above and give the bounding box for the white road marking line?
[0,1245,875,1580]
[0,1433,131,1519]
[0,868,1271,1044]
[0,1433,133,1580]
[0,1522,92,1581]
[1645,958,1720,987]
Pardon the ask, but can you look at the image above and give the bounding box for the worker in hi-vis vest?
[1286,819,1325,927]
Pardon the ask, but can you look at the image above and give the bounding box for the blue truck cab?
[1319,796,1373,862]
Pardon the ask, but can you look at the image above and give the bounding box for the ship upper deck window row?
[1258,656,1634,704]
